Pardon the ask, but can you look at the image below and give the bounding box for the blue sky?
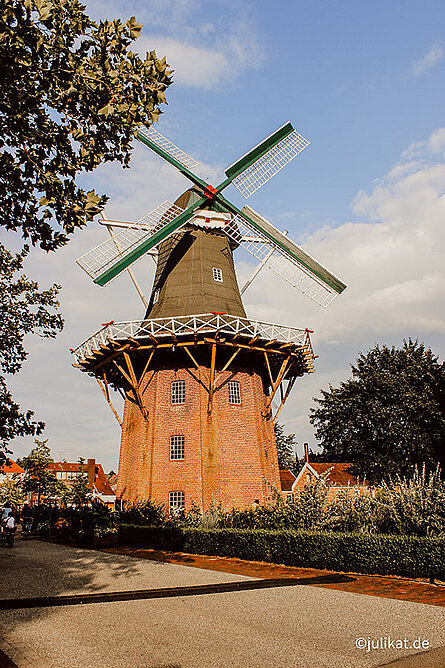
[8,0,445,469]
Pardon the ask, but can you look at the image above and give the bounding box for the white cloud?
[243,133,445,348]
[138,22,264,89]
[86,0,265,90]
[138,36,230,88]
[411,43,444,76]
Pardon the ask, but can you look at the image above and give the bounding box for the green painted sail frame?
[93,122,345,295]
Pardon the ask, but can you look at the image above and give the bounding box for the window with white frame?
[170,435,185,460]
[171,380,185,404]
[228,380,241,404]
[169,491,185,514]
[212,267,223,282]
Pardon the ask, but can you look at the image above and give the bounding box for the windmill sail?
[224,123,310,198]
[224,205,346,307]
[136,127,199,170]
[76,201,185,284]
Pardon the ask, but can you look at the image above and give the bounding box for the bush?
[120,499,167,526]
[375,465,445,536]
[118,524,445,580]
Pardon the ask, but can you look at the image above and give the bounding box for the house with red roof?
[0,459,25,483]
[49,459,116,508]
[280,450,369,501]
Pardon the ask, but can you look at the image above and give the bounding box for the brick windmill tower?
[73,123,346,512]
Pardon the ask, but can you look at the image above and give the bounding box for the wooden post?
[273,376,297,422]
[214,347,240,382]
[266,357,291,410]
[183,346,200,369]
[207,342,217,413]
[263,351,274,387]
[96,378,122,426]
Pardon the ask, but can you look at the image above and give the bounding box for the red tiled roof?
[49,461,115,496]
[94,465,115,496]
[50,462,85,472]
[0,459,25,474]
[279,469,296,491]
[309,463,366,486]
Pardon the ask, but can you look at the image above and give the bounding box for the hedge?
[118,524,445,580]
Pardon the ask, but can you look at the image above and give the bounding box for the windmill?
[72,122,346,511]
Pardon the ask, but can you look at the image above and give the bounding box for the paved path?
[0,539,444,668]
[104,546,445,607]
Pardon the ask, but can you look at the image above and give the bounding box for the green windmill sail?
[76,122,347,307]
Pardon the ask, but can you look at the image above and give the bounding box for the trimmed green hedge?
[118,524,445,580]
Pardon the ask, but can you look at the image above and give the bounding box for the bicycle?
[22,517,32,540]
[4,526,15,547]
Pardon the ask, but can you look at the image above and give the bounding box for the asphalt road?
[0,538,444,668]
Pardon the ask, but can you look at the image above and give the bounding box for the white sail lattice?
[137,127,199,169]
[225,212,337,308]
[231,130,310,198]
[76,201,184,281]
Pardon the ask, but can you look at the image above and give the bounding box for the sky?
[6,0,445,470]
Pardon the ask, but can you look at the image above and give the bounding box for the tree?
[0,245,63,457]
[21,438,59,503]
[1,0,172,250]
[0,474,25,507]
[274,423,299,473]
[0,1,172,455]
[69,457,92,506]
[310,340,445,484]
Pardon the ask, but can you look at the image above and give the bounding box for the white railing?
[72,313,313,364]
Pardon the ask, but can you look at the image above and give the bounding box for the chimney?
[304,443,309,464]
[87,458,95,491]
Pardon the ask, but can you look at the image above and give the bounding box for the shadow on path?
[0,573,353,610]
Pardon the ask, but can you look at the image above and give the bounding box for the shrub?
[375,465,445,537]
[118,524,445,580]
[120,499,167,526]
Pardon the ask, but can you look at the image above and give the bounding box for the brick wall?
[117,360,281,511]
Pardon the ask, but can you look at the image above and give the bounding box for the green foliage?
[69,472,92,507]
[310,339,445,483]
[0,245,63,455]
[118,524,445,580]
[79,499,117,539]
[21,438,59,502]
[118,468,445,537]
[0,0,171,455]
[0,0,172,250]
[120,499,167,526]
[0,473,24,506]
[274,422,299,473]
[376,465,445,537]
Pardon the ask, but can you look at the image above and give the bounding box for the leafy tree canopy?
[0,474,25,506]
[0,0,172,455]
[274,422,299,474]
[21,438,59,502]
[0,245,63,455]
[1,0,172,250]
[310,339,445,484]
[70,468,92,506]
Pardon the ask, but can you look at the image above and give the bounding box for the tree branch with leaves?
[0,0,172,249]
[0,0,173,456]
